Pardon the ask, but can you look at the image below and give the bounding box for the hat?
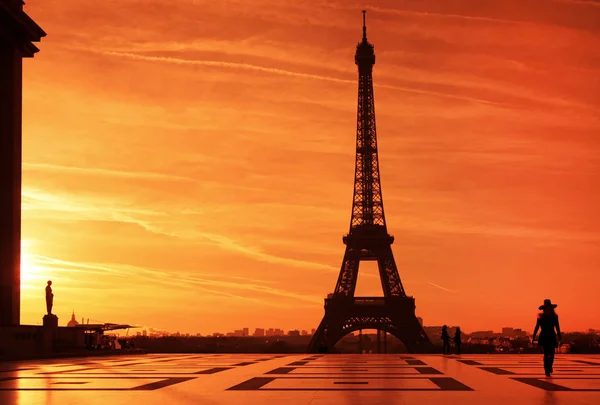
[539,299,557,310]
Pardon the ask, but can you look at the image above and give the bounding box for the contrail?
[428,281,457,294]
[92,49,503,106]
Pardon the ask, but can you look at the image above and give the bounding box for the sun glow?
[21,240,43,289]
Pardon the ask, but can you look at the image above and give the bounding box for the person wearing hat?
[532,299,562,377]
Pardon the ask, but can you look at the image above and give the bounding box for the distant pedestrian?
[441,325,450,355]
[532,299,562,377]
[454,327,462,355]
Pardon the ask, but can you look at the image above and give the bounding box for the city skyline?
[18,0,600,335]
[132,324,598,338]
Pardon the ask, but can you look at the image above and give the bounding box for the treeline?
[125,332,599,354]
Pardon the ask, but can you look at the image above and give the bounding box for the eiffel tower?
[307,11,430,354]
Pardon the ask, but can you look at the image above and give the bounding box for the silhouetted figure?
[454,327,462,355]
[45,280,53,315]
[441,325,450,354]
[532,299,562,377]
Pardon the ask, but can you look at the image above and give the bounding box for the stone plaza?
[1,354,600,404]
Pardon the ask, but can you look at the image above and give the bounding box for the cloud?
[192,231,338,273]
[23,186,339,272]
[99,50,354,83]
[27,253,322,305]
[554,0,600,7]
[24,162,195,182]
[399,218,600,244]
[91,49,516,107]
[369,5,530,25]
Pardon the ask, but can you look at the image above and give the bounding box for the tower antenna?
[362,10,367,40]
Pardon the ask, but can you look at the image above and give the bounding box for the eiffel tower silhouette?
[307,11,431,354]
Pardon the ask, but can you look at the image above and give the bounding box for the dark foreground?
[1,354,599,404]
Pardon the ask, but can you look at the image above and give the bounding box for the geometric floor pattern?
[1,354,599,404]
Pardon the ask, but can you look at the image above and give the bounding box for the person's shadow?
[542,391,557,405]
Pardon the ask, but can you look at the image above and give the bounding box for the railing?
[325,295,415,307]
[353,298,385,305]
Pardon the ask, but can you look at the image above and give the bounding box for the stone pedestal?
[42,314,58,354]
[43,314,58,329]
[0,0,45,327]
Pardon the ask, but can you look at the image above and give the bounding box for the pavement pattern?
[1,353,599,404]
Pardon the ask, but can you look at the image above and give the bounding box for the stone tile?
[0,354,599,404]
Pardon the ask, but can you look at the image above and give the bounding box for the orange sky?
[19,0,600,335]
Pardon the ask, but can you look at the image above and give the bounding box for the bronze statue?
[45,280,53,315]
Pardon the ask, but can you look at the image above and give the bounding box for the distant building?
[502,327,528,338]
[253,328,265,337]
[274,329,284,336]
[424,326,459,341]
[242,328,249,337]
[67,311,79,327]
[424,326,442,340]
[470,330,496,339]
[311,328,316,335]
[301,330,308,336]
[142,330,147,337]
[266,328,274,337]
[233,329,244,337]
[287,330,300,337]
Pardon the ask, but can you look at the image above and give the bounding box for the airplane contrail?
[428,281,457,294]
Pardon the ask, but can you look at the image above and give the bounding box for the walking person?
[532,299,562,377]
[441,325,451,355]
[454,327,462,355]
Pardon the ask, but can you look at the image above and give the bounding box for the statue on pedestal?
[45,280,53,315]
[43,280,58,329]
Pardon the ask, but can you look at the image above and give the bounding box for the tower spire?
[362,10,367,41]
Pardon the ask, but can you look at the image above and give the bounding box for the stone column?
[0,42,23,326]
[42,313,58,354]
[0,0,45,326]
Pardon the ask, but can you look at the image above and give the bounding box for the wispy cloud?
[192,231,338,272]
[369,5,530,25]
[555,0,600,7]
[27,254,322,305]
[24,162,194,182]
[100,50,355,84]
[92,49,514,106]
[400,219,600,244]
[23,187,338,272]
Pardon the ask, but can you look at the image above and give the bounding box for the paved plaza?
[1,354,600,404]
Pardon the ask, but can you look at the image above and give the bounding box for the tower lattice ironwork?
[308,11,430,353]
